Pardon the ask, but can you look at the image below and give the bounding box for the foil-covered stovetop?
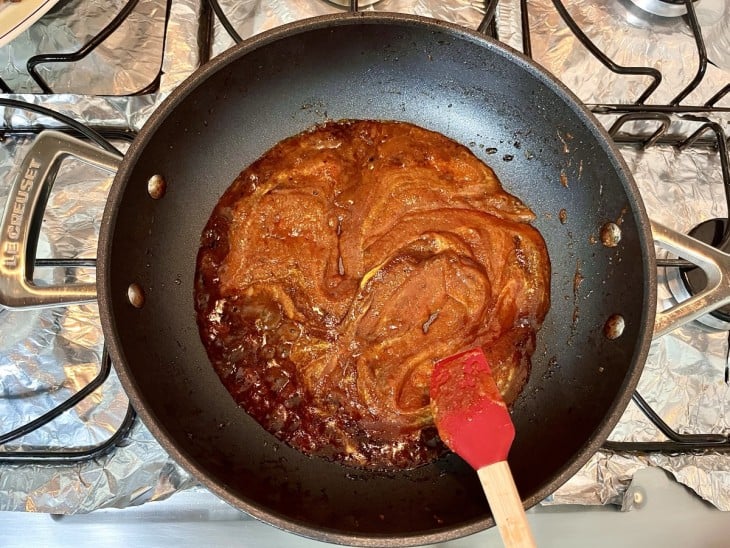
[0,0,729,516]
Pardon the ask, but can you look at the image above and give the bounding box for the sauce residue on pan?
[194,120,551,469]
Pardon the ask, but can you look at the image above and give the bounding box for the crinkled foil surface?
[0,0,203,512]
[497,0,730,510]
[209,0,487,56]
[1,0,729,516]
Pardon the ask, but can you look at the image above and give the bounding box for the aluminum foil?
[2,0,167,95]
[495,0,730,511]
[1,0,730,518]
[210,0,487,57]
[0,420,195,512]
[547,141,730,510]
[0,136,118,450]
[496,0,730,107]
[0,0,201,512]
[0,134,196,512]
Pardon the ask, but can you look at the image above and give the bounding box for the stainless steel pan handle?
[0,130,121,309]
[652,220,730,338]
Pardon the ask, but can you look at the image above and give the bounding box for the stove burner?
[667,218,730,332]
[627,0,697,17]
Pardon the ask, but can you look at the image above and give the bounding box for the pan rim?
[98,11,657,547]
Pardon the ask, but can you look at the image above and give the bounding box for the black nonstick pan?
[1,13,661,547]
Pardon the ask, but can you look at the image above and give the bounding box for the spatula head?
[430,348,515,470]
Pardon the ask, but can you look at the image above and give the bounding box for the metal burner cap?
[628,0,696,17]
[667,218,730,332]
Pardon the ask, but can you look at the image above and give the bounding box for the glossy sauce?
[194,120,550,469]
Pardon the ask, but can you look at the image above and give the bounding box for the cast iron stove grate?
[0,0,173,96]
[523,0,730,453]
[0,99,137,463]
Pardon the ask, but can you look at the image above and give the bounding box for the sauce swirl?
[195,120,550,469]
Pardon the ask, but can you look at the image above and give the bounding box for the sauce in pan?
[194,120,550,469]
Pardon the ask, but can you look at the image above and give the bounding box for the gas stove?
[0,0,729,545]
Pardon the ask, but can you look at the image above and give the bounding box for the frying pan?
[3,12,691,546]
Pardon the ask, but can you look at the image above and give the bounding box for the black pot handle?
[0,130,121,309]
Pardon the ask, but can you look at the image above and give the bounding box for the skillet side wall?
[99,15,654,544]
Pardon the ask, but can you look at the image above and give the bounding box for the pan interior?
[101,15,652,544]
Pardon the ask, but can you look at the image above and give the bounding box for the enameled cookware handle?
[652,220,730,338]
[0,130,121,309]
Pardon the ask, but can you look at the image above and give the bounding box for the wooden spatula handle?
[477,461,537,548]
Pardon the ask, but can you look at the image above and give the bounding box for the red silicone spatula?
[431,348,536,548]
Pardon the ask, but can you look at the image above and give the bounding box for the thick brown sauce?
[194,120,550,469]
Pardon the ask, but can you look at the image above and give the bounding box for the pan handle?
[652,220,730,338]
[0,130,121,309]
